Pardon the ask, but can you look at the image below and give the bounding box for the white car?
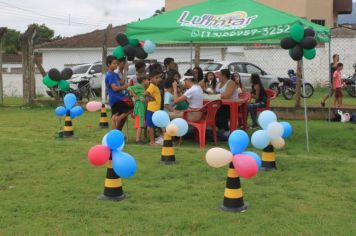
[202,60,280,93]
[70,62,103,89]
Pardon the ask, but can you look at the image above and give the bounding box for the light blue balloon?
[63,93,77,110]
[170,118,189,137]
[143,40,156,54]
[152,110,170,128]
[70,106,84,119]
[106,130,124,150]
[55,106,66,117]
[251,130,270,149]
[228,130,249,155]
[112,151,137,178]
[102,133,124,151]
[70,110,76,119]
[280,121,293,138]
[243,151,262,170]
[258,110,277,130]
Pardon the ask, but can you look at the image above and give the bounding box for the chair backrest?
[264,89,276,109]
[238,92,251,103]
[204,100,222,124]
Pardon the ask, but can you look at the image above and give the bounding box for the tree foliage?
[153,7,165,16]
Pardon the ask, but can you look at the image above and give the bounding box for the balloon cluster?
[54,93,84,119]
[113,32,156,61]
[87,130,137,178]
[42,68,73,91]
[152,110,189,137]
[280,24,317,61]
[206,130,261,179]
[86,101,103,112]
[251,111,293,150]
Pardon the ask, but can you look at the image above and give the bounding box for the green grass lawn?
[1,107,356,235]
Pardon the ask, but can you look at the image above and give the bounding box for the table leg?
[229,103,238,132]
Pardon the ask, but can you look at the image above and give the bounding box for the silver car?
[202,61,279,93]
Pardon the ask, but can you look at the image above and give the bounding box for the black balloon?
[116,33,128,46]
[280,37,297,50]
[291,45,303,61]
[300,36,317,50]
[304,28,316,37]
[48,68,61,81]
[135,47,148,59]
[61,68,73,80]
[123,45,136,61]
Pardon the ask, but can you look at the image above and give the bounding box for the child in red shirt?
[333,63,343,108]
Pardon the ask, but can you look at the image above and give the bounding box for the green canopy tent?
[126,0,332,152]
[126,0,330,44]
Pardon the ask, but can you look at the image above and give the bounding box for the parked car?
[202,61,280,93]
[70,62,103,89]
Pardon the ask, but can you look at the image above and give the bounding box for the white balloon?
[205,148,233,168]
[267,122,284,139]
[271,137,285,149]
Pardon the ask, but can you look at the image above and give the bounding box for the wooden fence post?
[20,24,37,104]
[295,60,302,108]
[101,24,112,103]
[0,27,6,105]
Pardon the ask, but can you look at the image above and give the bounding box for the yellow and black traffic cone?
[261,144,277,171]
[99,103,109,128]
[160,133,176,164]
[97,154,126,201]
[63,110,74,138]
[220,162,248,212]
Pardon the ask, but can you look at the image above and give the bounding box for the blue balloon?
[70,110,76,119]
[251,130,270,149]
[55,106,66,117]
[152,110,170,128]
[106,130,124,150]
[243,151,262,170]
[70,106,84,119]
[258,110,277,130]
[112,151,137,178]
[280,121,293,138]
[228,130,249,155]
[63,93,77,109]
[102,133,125,151]
[143,40,156,54]
[170,118,189,137]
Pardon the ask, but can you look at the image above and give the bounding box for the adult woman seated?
[215,69,238,131]
[201,71,218,94]
[172,75,204,122]
[248,73,267,129]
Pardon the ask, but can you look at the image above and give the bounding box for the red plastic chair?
[238,92,251,131]
[256,89,276,112]
[183,100,222,149]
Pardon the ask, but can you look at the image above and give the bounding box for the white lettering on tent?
[178,10,258,30]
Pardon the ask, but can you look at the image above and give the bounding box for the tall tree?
[33,23,54,45]
[4,29,21,54]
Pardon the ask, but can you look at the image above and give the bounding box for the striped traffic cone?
[63,110,74,138]
[261,144,277,171]
[99,104,109,128]
[160,133,176,164]
[97,154,126,201]
[220,162,248,212]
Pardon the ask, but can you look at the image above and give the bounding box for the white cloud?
[0,0,164,36]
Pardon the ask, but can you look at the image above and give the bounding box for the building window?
[311,19,326,26]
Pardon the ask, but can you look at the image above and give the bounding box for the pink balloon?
[86,101,102,112]
[87,145,111,166]
[232,154,258,179]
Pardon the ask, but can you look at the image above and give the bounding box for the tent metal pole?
[328,41,332,122]
[190,41,193,69]
[301,59,310,152]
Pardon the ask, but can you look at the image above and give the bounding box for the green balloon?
[113,46,124,59]
[128,38,139,47]
[43,75,58,87]
[303,48,316,60]
[58,80,70,91]
[290,24,304,43]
